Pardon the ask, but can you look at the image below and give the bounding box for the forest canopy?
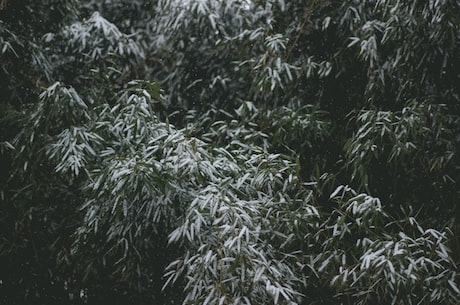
[0,1,459,304]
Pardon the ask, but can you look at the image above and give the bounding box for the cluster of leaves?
[42,11,144,85]
[0,0,459,304]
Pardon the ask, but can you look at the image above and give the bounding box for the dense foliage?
[1,0,459,304]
